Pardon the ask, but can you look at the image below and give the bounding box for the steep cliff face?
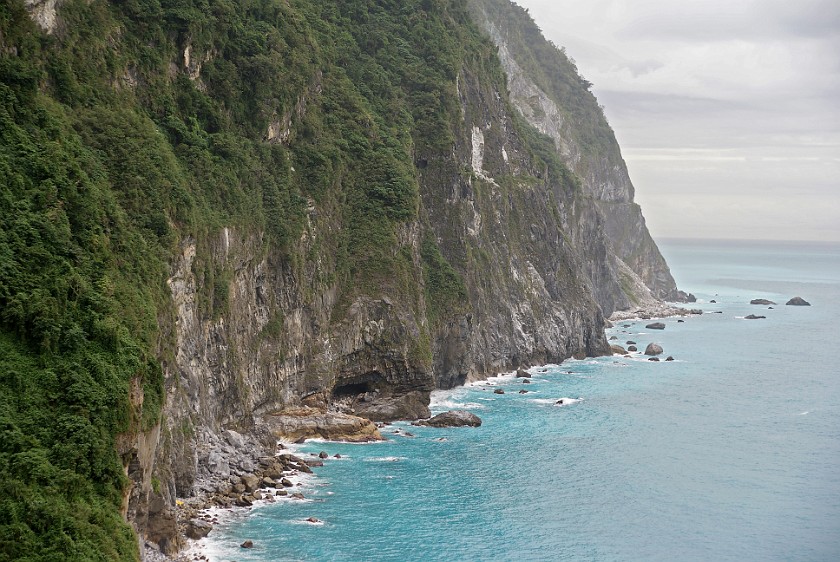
[3,0,674,559]
[468,0,680,304]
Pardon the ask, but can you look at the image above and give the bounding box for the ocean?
[196,238,840,561]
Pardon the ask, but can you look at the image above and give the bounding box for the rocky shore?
[608,302,703,322]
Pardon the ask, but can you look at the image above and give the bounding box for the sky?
[512,0,840,242]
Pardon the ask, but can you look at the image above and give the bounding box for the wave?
[530,397,583,406]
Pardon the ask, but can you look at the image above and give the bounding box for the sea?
[196,238,840,561]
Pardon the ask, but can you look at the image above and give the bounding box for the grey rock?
[644,343,663,356]
[414,410,482,428]
[493,388,505,395]
[185,519,213,540]
[645,322,665,330]
[745,314,766,320]
[786,297,810,306]
[627,345,638,352]
[241,540,254,549]
[610,344,627,355]
[750,299,776,305]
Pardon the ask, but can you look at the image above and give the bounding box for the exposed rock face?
[786,297,810,306]
[415,410,483,427]
[467,0,679,307]
[262,408,383,442]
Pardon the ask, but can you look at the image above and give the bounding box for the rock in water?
[744,314,766,320]
[610,344,628,355]
[786,296,810,306]
[414,410,482,427]
[241,540,254,549]
[185,519,213,540]
[750,299,776,305]
[627,345,638,352]
[493,388,505,395]
[644,343,663,356]
[645,322,665,330]
[515,369,532,378]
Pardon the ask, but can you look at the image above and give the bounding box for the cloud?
[512,0,840,241]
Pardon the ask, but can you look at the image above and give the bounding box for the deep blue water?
[200,239,840,561]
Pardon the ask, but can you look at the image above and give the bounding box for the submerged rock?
[744,314,766,320]
[786,296,810,306]
[414,410,482,427]
[665,356,675,362]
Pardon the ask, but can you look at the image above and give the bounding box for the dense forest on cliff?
[0,0,600,559]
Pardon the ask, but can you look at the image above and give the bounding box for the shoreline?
[148,300,698,561]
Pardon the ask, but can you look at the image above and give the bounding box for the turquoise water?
[202,239,840,561]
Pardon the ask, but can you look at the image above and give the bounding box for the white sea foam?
[365,456,405,462]
[530,397,583,406]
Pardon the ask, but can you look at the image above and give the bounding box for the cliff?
[1,0,675,559]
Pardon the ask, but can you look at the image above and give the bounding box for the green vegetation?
[0,0,597,558]
[469,0,621,162]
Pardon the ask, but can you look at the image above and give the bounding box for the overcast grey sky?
[512,0,840,242]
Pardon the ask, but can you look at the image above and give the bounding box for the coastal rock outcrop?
[262,408,383,442]
[786,297,810,306]
[644,343,663,356]
[414,410,482,427]
[744,314,766,320]
[645,322,666,330]
[750,299,776,305]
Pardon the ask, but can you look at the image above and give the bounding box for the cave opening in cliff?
[332,372,384,398]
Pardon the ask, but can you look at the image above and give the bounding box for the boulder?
[609,336,618,341]
[261,477,276,488]
[353,391,431,422]
[522,379,531,384]
[626,341,636,345]
[745,314,766,320]
[750,299,776,305]
[710,299,716,303]
[610,344,627,355]
[645,322,666,330]
[515,369,531,378]
[241,474,260,493]
[185,519,213,540]
[665,356,675,362]
[677,319,685,323]
[786,297,810,306]
[263,407,383,442]
[414,410,482,428]
[648,357,660,362]
[493,388,505,395]
[241,540,254,549]
[518,390,529,394]
[644,343,663,356]
[627,345,638,352]
[306,517,320,523]
[318,451,329,459]
[280,478,293,487]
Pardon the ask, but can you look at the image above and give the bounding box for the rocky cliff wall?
[8,1,676,558]
[468,0,679,303]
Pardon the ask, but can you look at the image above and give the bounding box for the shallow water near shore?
[200,239,840,561]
